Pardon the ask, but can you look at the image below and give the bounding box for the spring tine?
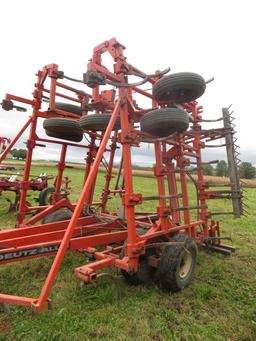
[210,212,234,216]
[190,160,219,165]
[201,117,224,122]
[243,203,250,209]
[204,144,227,148]
[206,183,231,187]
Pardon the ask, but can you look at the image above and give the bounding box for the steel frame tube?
[17,114,38,226]
[0,117,33,162]
[35,99,121,310]
[53,144,67,202]
[119,89,137,259]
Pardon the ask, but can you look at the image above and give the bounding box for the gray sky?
[0,0,255,165]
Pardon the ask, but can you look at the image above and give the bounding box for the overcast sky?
[0,0,255,165]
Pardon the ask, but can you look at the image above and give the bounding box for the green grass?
[0,166,256,341]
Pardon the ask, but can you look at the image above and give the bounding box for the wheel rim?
[179,250,193,278]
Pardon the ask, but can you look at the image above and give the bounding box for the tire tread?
[153,72,206,103]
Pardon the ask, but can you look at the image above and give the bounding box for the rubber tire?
[153,72,206,103]
[43,118,83,142]
[140,108,189,138]
[42,208,73,224]
[38,187,55,206]
[55,102,82,116]
[79,114,121,132]
[120,229,155,285]
[158,234,198,292]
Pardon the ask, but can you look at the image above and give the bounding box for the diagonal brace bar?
[34,99,121,311]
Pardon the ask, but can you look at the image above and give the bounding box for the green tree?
[10,148,18,159]
[202,164,214,176]
[239,162,256,179]
[11,148,27,160]
[187,166,197,174]
[18,149,27,160]
[216,160,228,177]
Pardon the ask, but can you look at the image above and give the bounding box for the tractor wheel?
[120,229,155,285]
[140,108,189,138]
[121,258,154,285]
[55,102,82,116]
[43,118,83,142]
[42,208,73,224]
[79,114,121,132]
[157,234,198,292]
[153,72,206,103]
[38,187,55,206]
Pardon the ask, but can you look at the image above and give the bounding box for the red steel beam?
[0,216,97,240]
[0,117,33,162]
[34,99,121,310]
[0,294,37,308]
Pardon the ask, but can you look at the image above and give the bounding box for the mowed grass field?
[0,165,255,341]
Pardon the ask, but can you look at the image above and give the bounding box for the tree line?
[195,160,256,179]
[7,149,256,179]
[10,148,27,160]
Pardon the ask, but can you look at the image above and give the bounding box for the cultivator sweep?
[0,38,242,313]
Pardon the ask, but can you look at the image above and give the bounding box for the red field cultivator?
[0,172,52,211]
[0,38,243,313]
[0,171,70,212]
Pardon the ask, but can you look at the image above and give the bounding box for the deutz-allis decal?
[0,245,59,262]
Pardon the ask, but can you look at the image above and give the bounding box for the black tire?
[42,208,73,224]
[43,118,83,142]
[140,108,189,138]
[38,187,55,206]
[79,114,121,132]
[153,72,206,104]
[0,302,10,313]
[158,234,198,292]
[121,253,155,285]
[120,229,155,285]
[55,102,82,116]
